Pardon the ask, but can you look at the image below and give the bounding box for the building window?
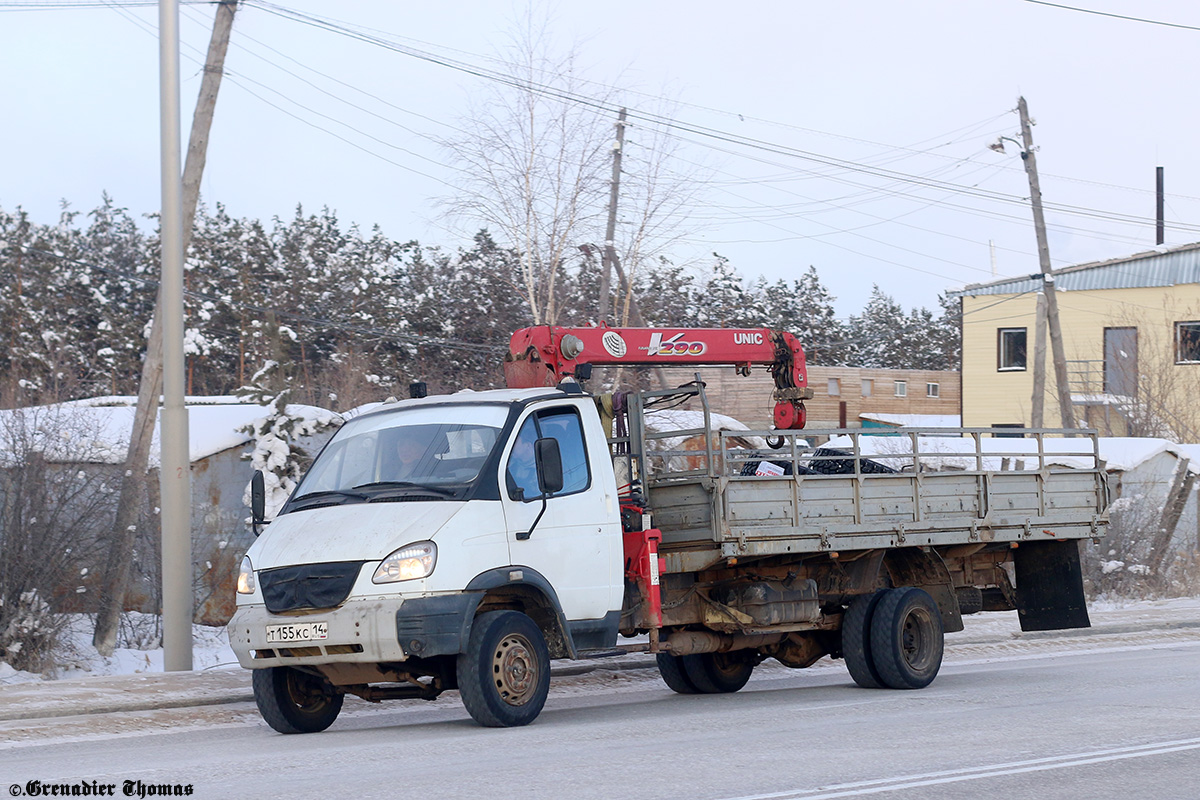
[926,382,940,398]
[1176,321,1200,364]
[861,378,873,397]
[991,423,1025,439]
[998,328,1027,371]
[894,380,907,397]
[827,378,841,396]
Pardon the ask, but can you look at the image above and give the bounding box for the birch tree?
[441,14,611,325]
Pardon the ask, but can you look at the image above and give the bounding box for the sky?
[3,0,1200,319]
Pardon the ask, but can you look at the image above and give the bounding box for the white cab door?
[500,402,620,621]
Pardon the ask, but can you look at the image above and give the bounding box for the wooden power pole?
[93,0,239,657]
[1030,291,1047,428]
[599,108,627,324]
[1017,96,1075,430]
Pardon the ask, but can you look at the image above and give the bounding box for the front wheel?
[252,666,344,734]
[870,587,944,690]
[456,610,551,727]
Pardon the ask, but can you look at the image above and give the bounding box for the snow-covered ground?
[0,613,238,686]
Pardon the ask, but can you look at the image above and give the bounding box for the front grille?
[259,561,364,613]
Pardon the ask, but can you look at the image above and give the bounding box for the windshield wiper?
[353,481,458,498]
[289,489,368,509]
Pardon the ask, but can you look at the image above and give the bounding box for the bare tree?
[610,102,710,328]
[441,9,709,329]
[0,405,119,672]
[441,11,610,325]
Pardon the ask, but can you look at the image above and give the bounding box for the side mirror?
[517,438,562,542]
[251,470,266,536]
[534,437,564,495]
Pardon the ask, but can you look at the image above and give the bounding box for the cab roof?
[356,386,573,420]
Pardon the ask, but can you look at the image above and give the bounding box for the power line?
[0,0,209,9]
[242,2,1200,239]
[1023,0,1200,33]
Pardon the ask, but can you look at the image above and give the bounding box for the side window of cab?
[505,407,590,501]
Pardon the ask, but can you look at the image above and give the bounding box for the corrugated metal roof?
[953,242,1200,297]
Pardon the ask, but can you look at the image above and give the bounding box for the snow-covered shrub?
[0,590,64,673]
[1084,490,1196,599]
[238,361,342,518]
[118,611,161,651]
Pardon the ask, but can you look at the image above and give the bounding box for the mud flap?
[884,548,964,634]
[1013,540,1090,631]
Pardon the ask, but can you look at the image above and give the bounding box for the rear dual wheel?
[842,587,944,690]
[842,590,887,689]
[657,651,754,694]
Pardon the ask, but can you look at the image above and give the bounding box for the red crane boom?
[504,323,813,429]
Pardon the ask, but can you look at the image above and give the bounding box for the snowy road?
[3,618,1199,800]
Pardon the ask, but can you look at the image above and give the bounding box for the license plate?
[265,622,328,644]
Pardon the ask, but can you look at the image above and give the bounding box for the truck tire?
[842,590,887,689]
[656,653,700,694]
[869,587,944,690]
[456,610,551,727]
[252,666,344,734]
[956,586,984,616]
[681,652,754,693]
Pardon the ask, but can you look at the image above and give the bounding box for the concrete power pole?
[599,108,627,324]
[93,0,238,661]
[1017,96,1075,430]
[159,0,192,672]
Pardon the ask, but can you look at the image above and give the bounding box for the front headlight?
[373,541,437,584]
[237,555,256,594]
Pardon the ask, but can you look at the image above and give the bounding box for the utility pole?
[1030,291,1048,428]
[159,0,191,672]
[1017,96,1075,430]
[599,108,627,323]
[1156,166,1165,245]
[609,247,668,390]
[93,0,238,661]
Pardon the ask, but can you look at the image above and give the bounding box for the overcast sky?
[3,0,1199,318]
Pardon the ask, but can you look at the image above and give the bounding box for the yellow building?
[956,242,1200,438]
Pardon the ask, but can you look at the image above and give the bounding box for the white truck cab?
[229,386,624,728]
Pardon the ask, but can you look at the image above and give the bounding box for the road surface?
[2,623,1199,800]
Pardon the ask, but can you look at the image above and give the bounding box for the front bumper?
[228,592,483,669]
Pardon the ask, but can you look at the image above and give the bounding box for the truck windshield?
[289,405,507,508]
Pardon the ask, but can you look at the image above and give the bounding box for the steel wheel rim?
[900,607,935,671]
[285,670,331,712]
[493,633,538,706]
[710,652,748,679]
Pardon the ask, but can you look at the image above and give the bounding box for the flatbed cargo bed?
[619,384,1108,574]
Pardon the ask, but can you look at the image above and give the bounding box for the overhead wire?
[28,0,1194,297]
[238,0,1200,237]
[1022,0,1200,33]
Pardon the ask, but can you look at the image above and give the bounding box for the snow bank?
[859,413,961,428]
[0,396,344,467]
[0,613,238,685]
